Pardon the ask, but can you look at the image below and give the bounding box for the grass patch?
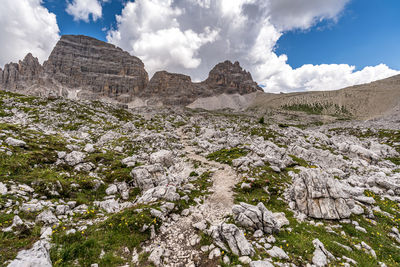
[206,148,249,166]
[51,206,161,267]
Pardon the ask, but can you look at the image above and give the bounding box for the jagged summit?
[0,35,261,105]
[204,60,262,94]
[43,35,149,102]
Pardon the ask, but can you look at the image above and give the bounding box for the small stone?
[223,255,230,264]
[250,260,274,267]
[181,209,190,216]
[5,137,26,147]
[209,247,221,260]
[193,220,207,231]
[105,184,118,195]
[253,230,263,238]
[266,246,289,259]
[239,256,252,264]
[148,247,164,266]
[355,226,367,233]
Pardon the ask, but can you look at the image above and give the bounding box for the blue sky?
[276,0,400,71]
[1,0,399,92]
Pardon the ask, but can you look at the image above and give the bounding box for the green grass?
[51,206,161,267]
[386,157,400,165]
[0,225,42,264]
[231,158,400,266]
[206,147,249,166]
[175,171,213,212]
[282,103,350,116]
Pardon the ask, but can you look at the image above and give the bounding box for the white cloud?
[108,0,399,92]
[0,0,60,67]
[263,63,399,93]
[268,0,350,31]
[107,0,218,73]
[66,0,103,22]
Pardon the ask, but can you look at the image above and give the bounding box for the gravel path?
[140,127,239,267]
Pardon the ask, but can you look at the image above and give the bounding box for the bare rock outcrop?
[208,223,254,256]
[232,202,288,234]
[143,61,262,106]
[287,168,353,219]
[1,35,149,102]
[1,35,262,106]
[143,71,202,105]
[203,60,262,95]
[0,53,43,90]
[43,35,149,102]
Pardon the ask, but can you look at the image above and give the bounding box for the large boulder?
[130,164,165,191]
[8,240,52,267]
[36,210,59,226]
[136,185,180,204]
[288,168,352,219]
[5,137,26,147]
[208,223,254,256]
[149,150,174,167]
[64,151,86,166]
[312,239,335,267]
[232,202,288,234]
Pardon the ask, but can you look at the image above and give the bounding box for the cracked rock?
[208,223,254,256]
[232,202,287,234]
[288,168,353,219]
[312,238,335,267]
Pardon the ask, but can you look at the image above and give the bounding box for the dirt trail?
[179,127,238,221]
[141,127,239,267]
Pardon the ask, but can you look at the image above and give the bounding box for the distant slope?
[249,74,400,120]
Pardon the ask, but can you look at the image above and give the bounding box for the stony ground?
[0,90,399,267]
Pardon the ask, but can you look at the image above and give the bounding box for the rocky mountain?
[43,35,149,102]
[0,35,262,105]
[142,61,263,106]
[0,53,43,91]
[203,60,261,95]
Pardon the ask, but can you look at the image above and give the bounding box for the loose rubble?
[0,90,399,266]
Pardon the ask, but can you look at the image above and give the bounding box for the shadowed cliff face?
[43,35,149,101]
[0,53,43,90]
[204,60,262,95]
[142,61,263,106]
[0,35,149,102]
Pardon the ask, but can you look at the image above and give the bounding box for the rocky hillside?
[249,74,400,120]
[0,35,261,106]
[0,90,400,266]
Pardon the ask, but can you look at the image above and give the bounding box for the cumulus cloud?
[0,0,60,67]
[107,0,219,73]
[107,0,399,92]
[264,63,399,93]
[66,0,103,22]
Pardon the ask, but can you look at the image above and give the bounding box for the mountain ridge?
[0,35,262,105]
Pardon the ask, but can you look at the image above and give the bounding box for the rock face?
[0,53,43,91]
[143,71,201,105]
[208,223,254,256]
[1,35,262,106]
[288,168,353,220]
[1,35,149,102]
[232,202,287,234]
[43,35,149,101]
[203,60,262,95]
[143,61,262,106]
[8,240,52,267]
